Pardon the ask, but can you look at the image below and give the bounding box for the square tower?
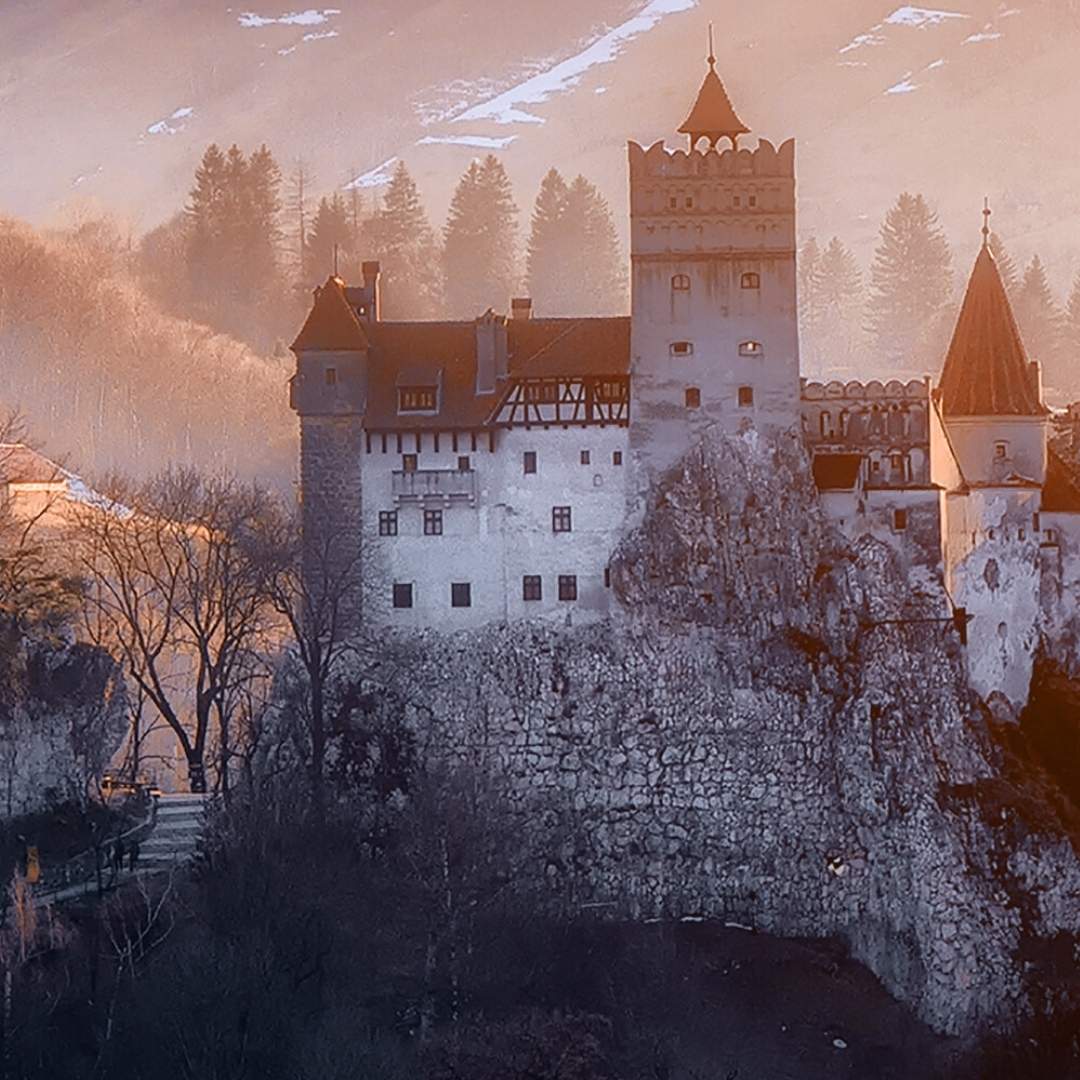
[628,55,799,486]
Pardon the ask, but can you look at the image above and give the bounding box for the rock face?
[371,429,1080,1036]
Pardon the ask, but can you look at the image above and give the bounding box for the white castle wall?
[362,426,630,628]
[628,139,800,492]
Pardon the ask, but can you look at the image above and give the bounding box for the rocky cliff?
[367,429,1080,1036]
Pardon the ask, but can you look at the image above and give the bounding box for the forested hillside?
[0,217,295,487]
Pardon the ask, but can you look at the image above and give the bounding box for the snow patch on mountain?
[277,28,339,54]
[884,6,969,28]
[417,134,518,149]
[964,29,1002,42]
[345,157,398,190]
[238,8,340,28]
[443,0,697,126]
[885,72,919,93]
[146,106,194,136]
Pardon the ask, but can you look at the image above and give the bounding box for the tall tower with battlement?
[628,46,799,488]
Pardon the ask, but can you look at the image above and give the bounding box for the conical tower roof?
[291,275,369,352]
[938,241,1045,417]
[678,30,749,151]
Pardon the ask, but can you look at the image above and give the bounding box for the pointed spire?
[678,28,750,152]
[291,274,369,352]
[938,214,1045,417]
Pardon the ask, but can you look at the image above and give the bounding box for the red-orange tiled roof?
[678,63,750,145]
[361,317,630,429]
[1042,449,1080,512]
[938,246,1045,417]
[291,276,370,352]
[812,453,862,491]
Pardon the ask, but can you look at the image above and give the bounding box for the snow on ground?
[146,107,194,136]
[884,6,969,28]
[964,30,1002,42]
[416,134,518,150]
[278,28,339,54]
[237,8,340,27]
[345,157,398,190]
[885,72,919,93]
[444,0,697,126]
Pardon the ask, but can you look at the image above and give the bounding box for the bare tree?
[74,469,279,794]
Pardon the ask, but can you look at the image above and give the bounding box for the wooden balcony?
[392,468,477,506]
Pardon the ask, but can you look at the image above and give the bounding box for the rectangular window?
[749,194,757,207]
[891,453,904,470]
[685,387,701,409]
[669,341,694,357]
[392,583,413,609]
[604,566,611,588]
[457,455,471,472]
[522,575,542,602]
[451,582,471,608]
[994,442,1008,458]
[325,367,337,385]
[523,451,537,475]
[580,450,591,465]
[424,509,443,536]
[738,386,754,407]
[893,508,908,531]
[402,453,418,473]
[558,575,578,602]
[398,386,438,412]
[613,451,623,466]
[378,510,398,537]
[552,506,572,533]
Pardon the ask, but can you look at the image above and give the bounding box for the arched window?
[671,273,691,292]
[740,272,760,290]
[738,340,763,358]
[820,411,832,438]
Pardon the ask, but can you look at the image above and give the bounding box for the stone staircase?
[138,793,208,869]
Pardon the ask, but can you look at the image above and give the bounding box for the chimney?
[362,261,382,322]
[511,297,533,321]
[1028,360,1043,407]
[475,309,508,395]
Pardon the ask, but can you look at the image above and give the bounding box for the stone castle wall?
[364,430,1080,1037]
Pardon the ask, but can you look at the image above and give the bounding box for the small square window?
[580,450,591,465]
[325,367,337,385]
[378,510,398,537]
[670,341,694,357]
[522,575,542,602]
[451,582,471,608]
[558,574,578,602]
[894,508,908,531]
[402,454,418,473]
[552,506,572,533]
[671,274,691,292]
[457,455,471,472]
[740,272,760,290]
[738,386,754,407]
[392,583,413,609]
[424,509,443,536]
[613,451,623,466]
[685,387,701,409]
[523,451,537,475]
[994,442,1008,459]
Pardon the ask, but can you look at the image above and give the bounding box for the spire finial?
[333,241,340,277]
[707,22,716,69]
[982,197,991,248]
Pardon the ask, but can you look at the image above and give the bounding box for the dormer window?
[738,340,764,358]
[671,273,691,292]
[740,272,760,290]
[669,341,694,357]
[399,386,437,412]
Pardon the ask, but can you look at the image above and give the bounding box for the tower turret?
[628,42,799,489]
[290,275,369,632]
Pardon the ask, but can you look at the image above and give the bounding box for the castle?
[290,48,1080,710]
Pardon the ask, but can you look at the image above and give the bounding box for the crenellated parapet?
[628,138,795,181]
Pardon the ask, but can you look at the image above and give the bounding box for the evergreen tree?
[367,161,442,319]
[568,175,625,314]
[866,193,953,369]
[185,143,229,304]
[988,232,1019,298]
[243,144,282,299]
[306,194,352,281]
[816,237,864,368]
[1015,254,1065,390]
[798,237,824,368]
[1067,273,1080,364]
[526,168,570,313]
[443,155,518,318]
